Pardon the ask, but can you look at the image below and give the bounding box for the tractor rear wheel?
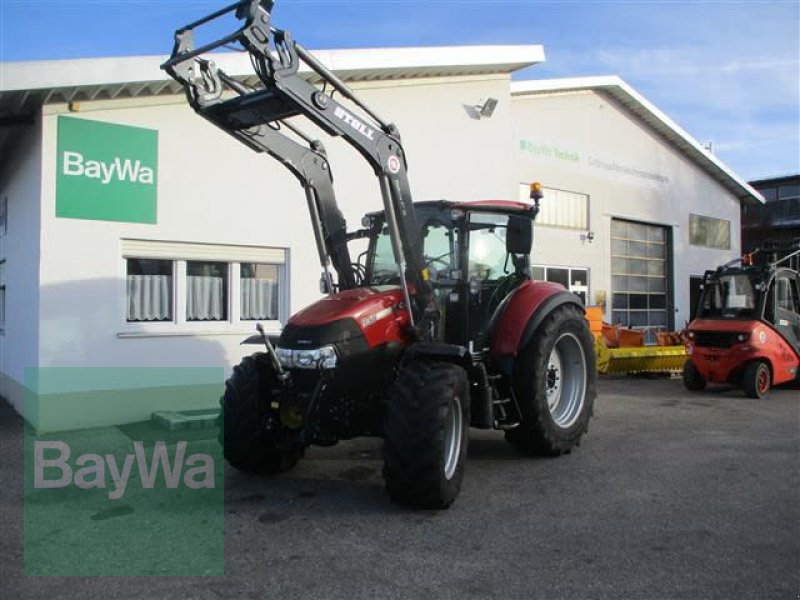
[506,305,596,456]
[682,359,706,391]
[383,360,470,509]
[743,360,771,399]
[220,353,304,473]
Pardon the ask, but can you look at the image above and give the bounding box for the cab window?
[776,274,799,313]
[468,213,509,282]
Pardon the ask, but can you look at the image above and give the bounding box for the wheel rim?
[757,365,769,394]
[545,332,588,428]
[443,394,463,480]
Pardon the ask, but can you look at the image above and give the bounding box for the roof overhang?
[0,45,543,115]
[0,45,543,172]
[511,76,764,206]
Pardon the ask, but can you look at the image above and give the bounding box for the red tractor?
[684,241,800,398]
[163,0,596,508]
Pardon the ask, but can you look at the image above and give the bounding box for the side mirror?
[506,215,532,255]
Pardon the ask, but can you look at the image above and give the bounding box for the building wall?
[35,75,514,383]
[512,90,742,329]
[0,121,42,412]
[743,175,800,254]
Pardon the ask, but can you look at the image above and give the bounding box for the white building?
[0,47,762,422]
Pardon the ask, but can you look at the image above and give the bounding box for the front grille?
[694,331,738,348]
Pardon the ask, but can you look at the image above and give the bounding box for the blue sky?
[1,0,798,181]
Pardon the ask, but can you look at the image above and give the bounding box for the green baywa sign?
[56,116,158,223]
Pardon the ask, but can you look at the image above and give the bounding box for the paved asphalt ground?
[1,377,798,599]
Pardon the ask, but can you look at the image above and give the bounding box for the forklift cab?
[697,264,800,353]
[764,268,800,352]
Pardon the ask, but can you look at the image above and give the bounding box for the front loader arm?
[161,0,437,336]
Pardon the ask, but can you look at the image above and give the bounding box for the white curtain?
[127,275,171,321]
[186,275,224,321]
[241,278,277,320]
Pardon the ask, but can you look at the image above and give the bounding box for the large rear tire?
[220,353,304,473]
[682,359,706,391]
[506,305,596,456]
[383,360,470,509]
[743,360,771,399]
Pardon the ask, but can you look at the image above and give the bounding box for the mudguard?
[489,280,583,359]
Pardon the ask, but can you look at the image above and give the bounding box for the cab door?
[772,269,800,353]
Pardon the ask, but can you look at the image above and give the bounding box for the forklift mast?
[161,0,435,334]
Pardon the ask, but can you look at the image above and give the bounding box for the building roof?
[0,45,543,171]
[511,76,764,205]
[0,45,543,114]
[749,173,800,188]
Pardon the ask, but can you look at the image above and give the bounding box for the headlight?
[275,345,338,370]
[276,347,294,368]
[736,332,750,343]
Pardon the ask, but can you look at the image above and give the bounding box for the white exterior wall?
[35,75,514,379]
[0,122,42,412]
[512,90,742,329]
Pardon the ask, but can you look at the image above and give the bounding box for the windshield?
[367,213,459,286]
[697,274,758,319]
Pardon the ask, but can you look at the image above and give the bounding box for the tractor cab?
[358,200,537,349]
[684,240,800,398]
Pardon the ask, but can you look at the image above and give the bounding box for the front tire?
[220,353,304,473]
[683,359,706,391]
[743,361,771,399]
[383,360,470,509]
[506,305,596,455]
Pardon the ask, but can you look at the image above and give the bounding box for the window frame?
[689,214,731,250]
[119,240,288,337]
[533,263,590,305]
[519,184,589,231]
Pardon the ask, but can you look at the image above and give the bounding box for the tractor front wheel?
[682,359,706,391]
[743,361,771,399]
[220,353,304,473]
[506,305,596,456]
[382,360,470,509]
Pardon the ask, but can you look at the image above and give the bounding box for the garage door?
[611,219,671,343]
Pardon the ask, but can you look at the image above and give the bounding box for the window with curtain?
[122,241,287,328]
[126,259,173,322]
[240,263,279,320]
[186,261,228,321]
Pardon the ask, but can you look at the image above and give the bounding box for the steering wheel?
[424,252,451,269]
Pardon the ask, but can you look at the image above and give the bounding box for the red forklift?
[684,240,800,398]
[163,0,596,508]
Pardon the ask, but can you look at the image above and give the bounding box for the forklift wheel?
[682,360,706,391]
[382,359,469,509]
[506,305,596,456]
[220,353,304,473]
[743,361,771,399]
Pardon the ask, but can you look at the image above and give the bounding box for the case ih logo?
[334,106,375,140]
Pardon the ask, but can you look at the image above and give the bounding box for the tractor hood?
[279,286,410,350]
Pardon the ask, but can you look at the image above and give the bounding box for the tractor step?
[493,420,520,431]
